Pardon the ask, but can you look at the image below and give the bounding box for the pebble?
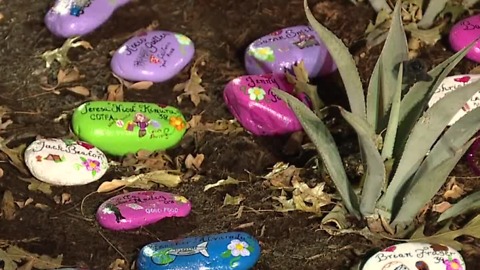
[361,242,466,270]
[71,101,187,156]
[428,74,480,125]
[24,138,108,186]
[45,0,130,38]
[111,30,195,82]
[450,13,480,63]
[96,191,191,230]
[244,25,336,77]
[137,231,261,270]
[223,73,308,136]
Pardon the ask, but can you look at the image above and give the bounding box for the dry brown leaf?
[174,57,210,107]
[0,143,29,175]
[57,67,83,84]
[128,81,153,90]
[204,119,243,134]
[66,86,90,96]
[0,107,12,131]
[0,167,4,178]
[19,177,52,195]
[5,245,63,269]
[15,198,33,209]
[1,190,16,220]
[34,203,49,211]
[185,154,205,170]
[432,201,452,213]
[107,258,129,270]
[107,84,124,101]
[223,193,245,207]
[204,176,242,192]
[97,170,183,192]
[444,179,465,200]
[187,114,203,129]
[41,36,93,68]
[122,150,174,171]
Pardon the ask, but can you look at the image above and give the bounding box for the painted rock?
[111,31,195,82]
[244,25,336,78]
[24,138,108,186]
[361,242,466,270]
[137,231,261,270]
[224,73,310,136]
[45,0,130,38]
[71,101,187,156]
[428,74,480,126]
[96,191,191,230]
[450,14,480,63]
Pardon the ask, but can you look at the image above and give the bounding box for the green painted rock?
[72,101,187,156]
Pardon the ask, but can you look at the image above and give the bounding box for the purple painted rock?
[223,73,309,136]
[45,0,130,38]
[450,14,480,63]
[96,191,191,230]
[110,31,195,82]
[244,25,336,77]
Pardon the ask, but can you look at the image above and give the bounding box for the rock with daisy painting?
[223,73,309,136]
[96,191,191,230]
[71,101,187,156]
[24,138,109,186]
[110,30,195,82]
[136,231,261,270]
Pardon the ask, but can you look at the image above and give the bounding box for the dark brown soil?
[0,0,480,269]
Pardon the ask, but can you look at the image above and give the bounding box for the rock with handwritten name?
[224,73,310,136]
[450,14,480,63]
[71,101,187,156]
[244,25,336,78]
[428,74,480,126]
[110,31,195,82]
[96,191,191,230]
[45,0,131,38]
[24,138,108,186]
[137,231,261,270]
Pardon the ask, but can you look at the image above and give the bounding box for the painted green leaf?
[80,156,87,162]
[74,163,82,170]
[304,0,365,118]
[230,256,241,267]
[438,191,480,222]
[92,170,97,177]
[274,88,360,218]
[221,250,232,258]
[338,107,385,217]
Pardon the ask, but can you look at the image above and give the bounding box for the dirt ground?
[1,0,480,269]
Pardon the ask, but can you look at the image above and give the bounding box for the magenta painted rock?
[45,0,130,38]
[450,14,480,63]
[223,73,309,136]
[110,31,195,82]
[96,191,191,230]
[244,25,336,77]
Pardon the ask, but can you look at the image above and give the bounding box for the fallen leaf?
[34,203,49,211]
[21,178,52,195]
[97,170,183,192]
[0,167,4,178]
[1,190,16,220]
[107,258,129,270]
[272,190,296,212]
[66,86,90,96]
[432,201,452,213]
[17,259,34,270]
[0,247,18,270]
[41,36,93,68]
[204,176,242,192]
[223,193,245,207]
[0,143,29,175]
[106,84,124,101]
[5,245,63,269]
[444,178,465,200]
[204,119,243,134]
[122,150,174,171]
[174,56,210,107]
[15,198,33,209]
[128,81,153,90]
[57,67,83,84]
[291,180,332,215]
[185,154,205,171]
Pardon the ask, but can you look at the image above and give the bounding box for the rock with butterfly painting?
[428,74,480,126]
[244,25,336,78]
[136,231,261,270]
[110,30,195,82]
[45,0,131,38]
[360,242,465,270]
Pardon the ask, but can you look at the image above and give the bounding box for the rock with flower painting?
[449,14,480,63]
[223,73,310,136]
[244,25,336,78]
[360,242,465,270]
[96,191,191,230]
[110,30,195,82]
[428,74,480,126]
[71,101,187,156]
[137,231,261,270]
[45,0,131,38]
[24,138,109,186]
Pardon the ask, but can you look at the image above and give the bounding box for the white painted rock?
[362,242,466,270]
[24,138,109,186]
[428,74,480,126]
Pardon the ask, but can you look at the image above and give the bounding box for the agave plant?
[274,0,480,238]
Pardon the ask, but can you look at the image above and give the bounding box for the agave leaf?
[366,0,408,132]
[338,107,385,217]
[391,138,476,226]
[380,77,480,214]
[417,0,448,29]
[438,191,480,222]
[273,88,361,218]
[304,0,365,118]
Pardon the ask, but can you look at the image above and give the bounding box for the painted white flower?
[175,34,192,46]
[248,87,266,102]
[102,208,114,214]
[251,46,274,61]
[126,203,143,210]
[227,239,250,257]
[143,246,155,257]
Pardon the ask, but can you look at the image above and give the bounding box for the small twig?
[80,191,98,221]
[98,230,129,263]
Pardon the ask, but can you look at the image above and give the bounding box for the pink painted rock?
[244,25,336,77]
[450,14,480,63]
[45,0,131,38]
[96,191,191,230]
[223,73,308,136]
[110,31,195,82]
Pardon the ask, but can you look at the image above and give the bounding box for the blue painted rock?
[449,13,480,63]
[244,25,336,78]
[428,74,480,126]
[137,231,261,270]
[71,101,188,156]
[45,0,130,38]
[111,31,195,82]
[361,242,465,270]
[96,191,191,230]
[24,138,108,186]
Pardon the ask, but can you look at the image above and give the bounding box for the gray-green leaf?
[438,191,480,222]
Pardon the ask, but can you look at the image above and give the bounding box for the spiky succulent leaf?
[304,0,366,118]
[438,190,480,222]
[417,0,448,29]
[273,88,361,218]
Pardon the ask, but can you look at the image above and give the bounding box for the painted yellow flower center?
[451,262,460,269]
[257,48,270,55]
[235,244,244,250]
[89,162,97,168]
